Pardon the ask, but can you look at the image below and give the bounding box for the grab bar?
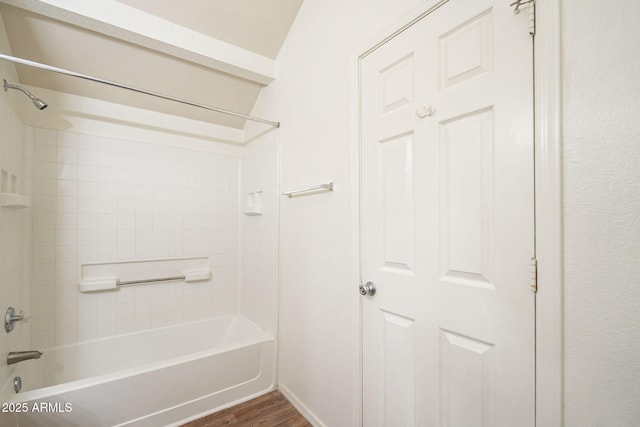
[117,276,184,286]
[282,182,334,198]
[117,270,211,286]
[79,270,212,292]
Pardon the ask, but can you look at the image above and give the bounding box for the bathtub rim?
[2,315,274,403]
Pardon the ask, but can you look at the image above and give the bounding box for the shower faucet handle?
[5,307,26,333]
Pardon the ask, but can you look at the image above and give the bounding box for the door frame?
[351,1,562,425]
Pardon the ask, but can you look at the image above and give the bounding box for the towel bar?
[282,182,334,198]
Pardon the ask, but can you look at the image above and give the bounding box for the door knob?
[359,281,376,296]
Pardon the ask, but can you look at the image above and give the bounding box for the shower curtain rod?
[0,53,280,128]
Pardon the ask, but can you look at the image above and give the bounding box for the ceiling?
[0,0,302,129]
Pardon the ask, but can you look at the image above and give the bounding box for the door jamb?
[533,0,563,425]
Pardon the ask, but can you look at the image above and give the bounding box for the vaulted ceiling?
[0,0,302,130]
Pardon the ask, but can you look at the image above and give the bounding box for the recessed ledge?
[0,193,31,209]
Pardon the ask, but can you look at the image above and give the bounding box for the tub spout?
[7,350,43,365]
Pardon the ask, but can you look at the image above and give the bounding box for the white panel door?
[360,0,534,426]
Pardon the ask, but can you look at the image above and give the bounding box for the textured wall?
[250,0,426,425]
[562,0,640,425]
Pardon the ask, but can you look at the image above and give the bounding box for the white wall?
[562,0,640,425]
[257,0,640,425]
[250,0,425,424]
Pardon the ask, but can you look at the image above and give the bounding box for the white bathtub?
[0,315,275,427]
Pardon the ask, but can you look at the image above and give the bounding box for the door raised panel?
[380,54,414,115]
[379,132,415,274]
[439,108,494,289]
[439,9,493,91]
[440,329,495,427]
[382,310,416,426]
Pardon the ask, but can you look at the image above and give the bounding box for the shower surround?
[0,116,281,425]
[0,17,280,425]
[26,126,242,349]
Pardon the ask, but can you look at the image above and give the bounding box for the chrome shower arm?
[4,79,32,97]
[3,79,48,110]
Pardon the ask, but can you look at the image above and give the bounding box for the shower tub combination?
[0,315,275,427]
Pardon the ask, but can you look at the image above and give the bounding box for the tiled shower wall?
[26,126,241,349]
[0,86,28,382]
[240,138,278,336]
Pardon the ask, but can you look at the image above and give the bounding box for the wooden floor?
[181,390,312,427]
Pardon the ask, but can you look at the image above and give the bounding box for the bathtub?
[0,315,275,427]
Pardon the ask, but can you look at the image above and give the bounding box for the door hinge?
[529,257,538,293]
[510,0,536,36]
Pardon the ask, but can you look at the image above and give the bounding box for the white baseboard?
[278,383,326,427]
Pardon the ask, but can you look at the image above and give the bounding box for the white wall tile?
[32,212,56,230]
[117,199,136,215]
[24,126,243,349]
[56,196,78,213]
[56,212,78,230]
[78,165,99,181]
[55,328,77,346]
[32,246,55,264]
[33,161,57,179]
[57,180,78,197]
[56,229,77,247]
[57,131,79,149]
[32,229,55,247]
[135,244,153,259]
[77,245,97,262]
[34,144,57,162]
[57,147,78,165]
[99,138,118,154]
[55,262,77,280]
[78,197,99,213]
[98,244,117,261]
[117,244,135,259]
[99,152,117,168]
[32,281,56,299]
[57,164,78,181]
[78,149,100,166]
[77,307,97,324]
[77,323,98,342]
[56,246,77,263]
[77,229,98,246]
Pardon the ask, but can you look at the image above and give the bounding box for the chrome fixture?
[359,281,376,296]
[282,182,334,198]
[0,54,279,127]
[3,79,47,110]
[7,350,43,365]
[510,0,535,14]
[13,376,22,393]
[5,307,25,333]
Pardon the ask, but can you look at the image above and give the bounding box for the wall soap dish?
[243,191,263,216]
[0,193,31,209]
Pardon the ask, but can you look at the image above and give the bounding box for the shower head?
[3,79,47,110]
[31,97,47,110]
